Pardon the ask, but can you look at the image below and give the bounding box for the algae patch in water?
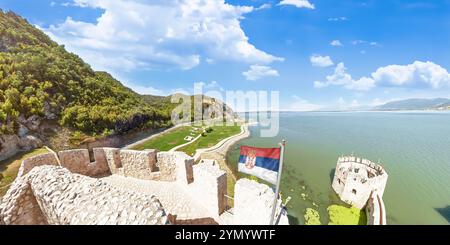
[304,208,321,225]
[327,205,367,225]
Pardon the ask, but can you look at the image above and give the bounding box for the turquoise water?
[226,111,450,225]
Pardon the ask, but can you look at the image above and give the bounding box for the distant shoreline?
[236,109,450,113]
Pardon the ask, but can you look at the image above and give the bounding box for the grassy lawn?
[327,204,367,225]
[0,148,49,197]
[180,125,241,156]
[131,126,199,151]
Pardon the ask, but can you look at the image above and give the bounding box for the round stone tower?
[331,155,388,209]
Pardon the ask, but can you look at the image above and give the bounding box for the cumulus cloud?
[371,61,450,88]
[243,65,280,81]
[314,63,376,91]
[44,0,283,72]
[314,61,450,91]
[310,55,334,67]
[278,0,315,9]
[289,96,322,111]
[330,40,343,47]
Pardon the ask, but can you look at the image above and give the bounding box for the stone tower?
[332,156,388,209]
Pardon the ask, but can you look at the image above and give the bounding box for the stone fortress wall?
[0,147,288,225]
[332,155,388,225]
[365,191,387,225]
[0,166,169,225]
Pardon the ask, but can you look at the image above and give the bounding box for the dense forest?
[0,10,175,137]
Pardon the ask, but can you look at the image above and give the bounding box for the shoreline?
[122,121,250,194]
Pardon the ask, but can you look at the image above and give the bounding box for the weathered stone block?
[100,148,122,174]
[119,149,157,180]
[58,149,90,175]
[156,152,194,183]
[233,179,279,225]
[189,160,226,216]
[0,165,170,225]
[17,153,59,177]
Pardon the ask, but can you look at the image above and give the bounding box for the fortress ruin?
[0,148,289,225]
[332,155,388,225]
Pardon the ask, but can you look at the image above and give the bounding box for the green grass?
[131,126,198,151]
[327,204,367,225]
[0,148,49,197]
[179,125,241,156]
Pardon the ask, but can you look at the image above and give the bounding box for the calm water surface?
[226,111,450,225]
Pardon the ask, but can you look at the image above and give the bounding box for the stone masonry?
[188,160,227,217]
[58,149,110,177]
[332,156,388,209]
[0,147,289,225]
[0,166,169,225]
[233,178,289,225]
[331,155,388,225]
[17,153,59,177]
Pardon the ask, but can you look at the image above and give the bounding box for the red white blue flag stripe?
[238,146,281,184]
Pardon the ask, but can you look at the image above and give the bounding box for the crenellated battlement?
[336,155,387,177]
[332,155,388,221]
[1,147,288,225]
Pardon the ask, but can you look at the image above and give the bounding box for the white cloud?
[289,96,322,111]
[243,65,280,81]
[314,61,450,91]
[127,84,165,96]
[371,61,450,89]
[256,3,272,10]
[352,40,366,45]
[314,63,376,91]
[197,80,224,91]
[352,40,381,47]
[330,40,343,47]
[50,1,57,7]
[44,0,283,72]
[278,0,315,9]
[336,97,361,111]
[310,55,334,67]
[328,17,347,21]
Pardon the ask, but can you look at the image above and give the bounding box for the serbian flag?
[238,146,281,185]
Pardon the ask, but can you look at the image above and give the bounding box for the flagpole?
[270,139,285,225]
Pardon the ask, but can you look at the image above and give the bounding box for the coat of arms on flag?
[238,145,281,185]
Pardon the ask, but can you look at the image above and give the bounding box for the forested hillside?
[0,10,172,137]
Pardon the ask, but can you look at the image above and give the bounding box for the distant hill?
[374,98,450,111]
[142,94,237,121]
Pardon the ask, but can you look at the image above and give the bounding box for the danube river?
[226,111,450,225]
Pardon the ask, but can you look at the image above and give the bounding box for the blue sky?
[1,0,450,111]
